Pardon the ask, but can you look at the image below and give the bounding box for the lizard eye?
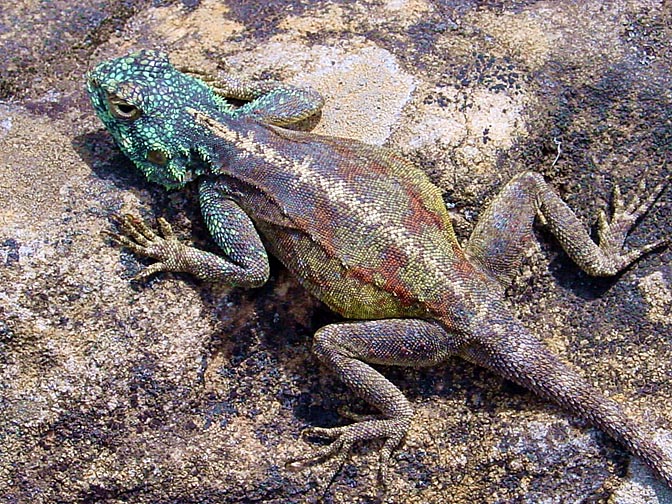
[107,94,142,120]
[147,150,168,165]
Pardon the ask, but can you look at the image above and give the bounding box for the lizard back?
[201,116,476,320]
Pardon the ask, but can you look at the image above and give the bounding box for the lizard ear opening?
[107,93,142,121]
[147,150,168,166]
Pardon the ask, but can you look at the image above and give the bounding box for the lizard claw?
[595,180,669,272]
[103,214,185,280]
[288,417,410,491]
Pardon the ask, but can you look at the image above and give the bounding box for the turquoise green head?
[87,50,224,189]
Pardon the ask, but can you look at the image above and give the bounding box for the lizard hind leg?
[465,171,668,285]
[294,318,458,489]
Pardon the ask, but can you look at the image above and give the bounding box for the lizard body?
[87,50,671,490]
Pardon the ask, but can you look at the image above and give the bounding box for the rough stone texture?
[1,1,671,503]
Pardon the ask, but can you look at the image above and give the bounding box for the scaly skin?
[87,50,671,490]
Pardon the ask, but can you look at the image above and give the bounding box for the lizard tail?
[462,318,672,488]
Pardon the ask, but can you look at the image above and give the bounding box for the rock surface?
[1,1,671,503]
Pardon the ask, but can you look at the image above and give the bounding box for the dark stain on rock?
[226,0,310,38]
[0,1,155,100]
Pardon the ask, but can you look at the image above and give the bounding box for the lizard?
[86,49,672,490]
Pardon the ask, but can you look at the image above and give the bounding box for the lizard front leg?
[220,77,324,126]
[465,171,668,285]
[183,67,324,126]
[106,180,269,287]
[297,318,458,487]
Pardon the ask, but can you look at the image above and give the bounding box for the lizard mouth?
[143,151,206,189]
[148,168,194,189]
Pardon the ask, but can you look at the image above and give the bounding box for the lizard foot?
[596,180,668,272]
[103,214,187,280]
[289,416,410,490]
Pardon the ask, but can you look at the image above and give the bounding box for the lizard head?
[86,49,223,189]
